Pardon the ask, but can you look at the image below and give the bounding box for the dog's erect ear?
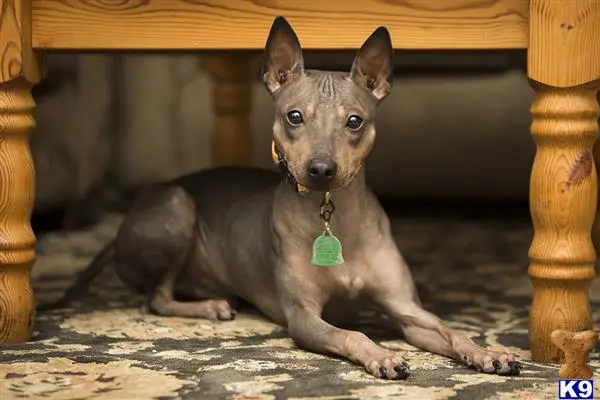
[350,27,393,101]
[262,17,304,95]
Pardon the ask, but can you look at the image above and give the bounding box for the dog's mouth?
[298,172,359,193]
[298,178,337,193]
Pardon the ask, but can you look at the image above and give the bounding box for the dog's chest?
[340,275,365,299]
[324,266,367,300]
[314,239,376,299]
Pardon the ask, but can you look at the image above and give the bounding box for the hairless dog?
[44,17,521,380]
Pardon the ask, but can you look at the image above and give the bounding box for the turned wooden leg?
[528,84,599,362]
[593,94,600,253]
[204,53,257,166]
[527,0,600,362]
[0,0,44,344]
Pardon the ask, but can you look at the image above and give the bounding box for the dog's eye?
[347,115,364,131]
[286,110,304,126]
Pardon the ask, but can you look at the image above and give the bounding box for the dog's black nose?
[307,158,338,182]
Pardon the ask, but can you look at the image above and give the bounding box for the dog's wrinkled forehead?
[275,70,375,113]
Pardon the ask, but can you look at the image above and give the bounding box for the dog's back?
[170,165,280,227]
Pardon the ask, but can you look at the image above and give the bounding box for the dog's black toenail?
[393,363,410,379]
[492,360,502,370]
[507,361,522,375]
[462,355,472,367]
[379,366,387,378]
[217,312,237,321]
[231,309,238,315]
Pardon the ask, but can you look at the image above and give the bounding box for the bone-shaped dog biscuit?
[551,329,598,379]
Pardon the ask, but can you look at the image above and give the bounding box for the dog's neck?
[276,167,371,238]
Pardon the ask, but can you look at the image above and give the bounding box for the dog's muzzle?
[271,141,362,194]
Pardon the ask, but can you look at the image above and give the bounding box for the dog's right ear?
[262,17,304,95]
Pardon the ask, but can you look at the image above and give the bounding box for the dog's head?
[262,17,393,193]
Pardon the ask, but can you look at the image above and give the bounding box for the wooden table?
[0,0,598,364]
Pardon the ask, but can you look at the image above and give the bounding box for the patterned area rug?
[1,212,599,399]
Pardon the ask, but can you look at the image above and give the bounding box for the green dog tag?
[311,232,344,267]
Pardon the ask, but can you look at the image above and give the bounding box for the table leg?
[0,0,44,344]
[528,83,600,362]
[594,141,600,253]
[527,0,600,363]
[0,80,38,343]
[204,53,257,166]
[593,93,600,253]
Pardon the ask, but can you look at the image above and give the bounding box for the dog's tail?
[37,241,116,311]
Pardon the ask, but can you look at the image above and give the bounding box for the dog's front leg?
[369,244,522,375]
[285,305,410,379]
[384,301,521,375]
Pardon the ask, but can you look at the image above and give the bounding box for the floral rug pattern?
[1,212,599,399]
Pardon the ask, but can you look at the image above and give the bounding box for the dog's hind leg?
[115,185,235,321]
[149,268,236,321]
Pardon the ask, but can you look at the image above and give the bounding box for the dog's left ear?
[262,16,304,95]
[350,27,394,101]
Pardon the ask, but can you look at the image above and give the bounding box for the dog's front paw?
[365,354,410,380]
[461,349,522,375]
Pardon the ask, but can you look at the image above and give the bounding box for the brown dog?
[46,17,521,380]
